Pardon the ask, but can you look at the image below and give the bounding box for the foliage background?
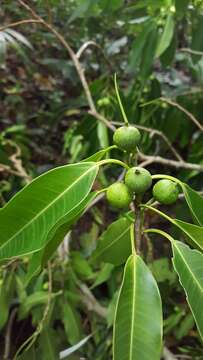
[1,0,203,358]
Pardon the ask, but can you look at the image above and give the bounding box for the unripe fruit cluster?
[106,126,179,209]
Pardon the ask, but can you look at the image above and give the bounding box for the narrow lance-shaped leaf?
[144,205,203,251]
[172,241,203,340]
[156,14,174,57]
[0,162,98,260]
[113,254,162,360]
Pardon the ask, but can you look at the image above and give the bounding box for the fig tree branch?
[138,152,203,172]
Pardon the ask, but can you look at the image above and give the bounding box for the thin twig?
[180,47,203,56]
[88,110,116,131]
[78,283,107,318]
[138,152,203,172]
[3,308,18,360]
[160,97,203,133]
[18,0,96,113]
[0,19,42,32]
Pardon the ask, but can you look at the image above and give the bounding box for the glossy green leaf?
[181,183,203,226]
[113,254,162,360]
[144,206,203,251]
[156,14,174,58]
[91,217,133,266]
[83,145,116,162]
[172,241,203,340]
[0,162,98,260]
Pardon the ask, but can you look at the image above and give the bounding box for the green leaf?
[128,21,155,72]
[144,206,203,251]
[0,162,98,261]
[38,329,59,360]
[25,193,96,285]
[91,216,133,266]
[181,183,203,226]
[18,290,61,319]
[113,255,162,360]
[172,241,203,340]
[156,14,175,58]
[140,26,158,79]
[62,301,82,345]
[0,271,15,329]
[97,122,109,149]
[91,263,114,289]
[175,313,194,340]
[82,145,116,162]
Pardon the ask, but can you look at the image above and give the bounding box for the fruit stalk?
[134,196,143,255]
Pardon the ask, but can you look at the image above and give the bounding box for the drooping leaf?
[144,206,203,251]
[140,26,158,79]
[38,329,59,360]
[91,216,133,266]
[59,334,92,359]
[172,241,203,340]
[0,162,98,261]
[91,263,114,289]
[156,14,174,58]
[113,254,162,360]
[62,301,82,345]
[128,21,155,72]
[181,183,203,226]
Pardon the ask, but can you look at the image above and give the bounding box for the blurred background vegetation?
[1,0,203,359]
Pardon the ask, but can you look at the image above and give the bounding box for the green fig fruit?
[113,126,141,153]
[153,179,179,205]
[106,182,133,209]
[125,167,152,194]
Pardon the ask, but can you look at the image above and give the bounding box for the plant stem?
[134,196,143,255]
[114,74,129,126]
[98,158,129,170]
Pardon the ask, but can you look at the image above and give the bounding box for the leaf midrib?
[174,243,203,296]
[95,223,131,260]
[129,255,136,360]
[0,164,97,249]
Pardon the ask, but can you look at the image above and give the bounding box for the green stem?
[144,228,174,243]
[98,158,129,170]
[152,174,182,186]
[130,223,136,254]
[114,73,129,126]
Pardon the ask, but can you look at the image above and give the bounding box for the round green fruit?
[125,167,152,194]
[106,182,133,209]
[113,126,141,153]
[152,179,179,205]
